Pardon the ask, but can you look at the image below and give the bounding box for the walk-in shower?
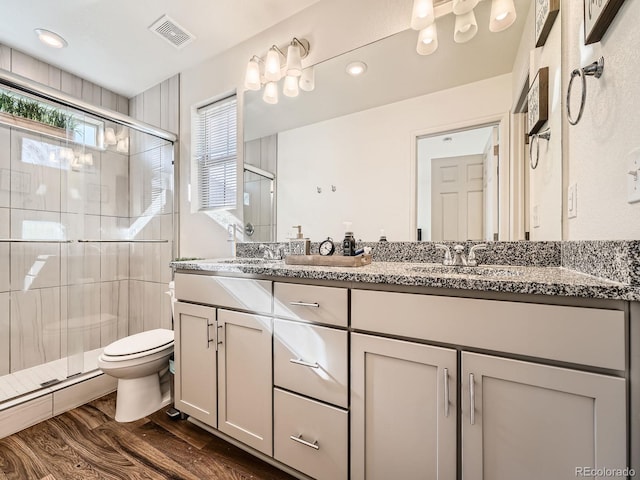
[0,72,176,405]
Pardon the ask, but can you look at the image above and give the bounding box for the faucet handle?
[435,244,453,266]
[467,243,488,266]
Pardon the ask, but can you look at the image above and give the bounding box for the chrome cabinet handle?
[207,323,214,349]
[444,368,450,418]
[217,324,223,349]
[290,434,319,450]
[469,373,476,425]
[289,301,320,308]
[289,358,319,369]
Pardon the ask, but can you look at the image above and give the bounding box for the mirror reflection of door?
[431,155,484,241]
[417,125,498,242]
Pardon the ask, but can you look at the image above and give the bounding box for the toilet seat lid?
[103,329,174,357]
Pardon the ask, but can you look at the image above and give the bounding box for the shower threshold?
[0,348,103,406]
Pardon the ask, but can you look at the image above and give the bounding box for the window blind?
[195,95,237,210]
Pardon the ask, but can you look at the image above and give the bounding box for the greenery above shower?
[0,87,77,131]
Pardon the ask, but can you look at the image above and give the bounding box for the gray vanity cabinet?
[173,301,218,427]
[217,309,273,455]
[351,333,457,480]
[173,274,274,456]
[461,352,626,480]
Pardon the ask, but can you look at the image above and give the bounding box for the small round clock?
[319,237,335,256]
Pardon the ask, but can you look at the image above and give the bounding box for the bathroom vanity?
[171,249,639,480]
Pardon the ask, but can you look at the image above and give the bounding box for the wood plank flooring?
[0,393,296,480]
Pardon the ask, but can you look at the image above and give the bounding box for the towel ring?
[567,57,604,126]
[529,128,551,170]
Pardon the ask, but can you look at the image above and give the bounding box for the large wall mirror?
[243,0,562,243]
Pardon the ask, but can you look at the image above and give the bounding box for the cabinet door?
[351,333,457,480]
[174,301,217,426]
[462,352,627,480]
[218,309,273,456]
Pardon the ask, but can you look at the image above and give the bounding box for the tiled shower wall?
[0,44,177,379]
[129,76,179,335]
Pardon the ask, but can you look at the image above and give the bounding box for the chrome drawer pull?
[443,368,450,418]
[289,358,320,369]
[289,301,320,308]
[290,434,319,450]
[469,373,476,425]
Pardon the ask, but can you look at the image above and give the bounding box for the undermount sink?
[410,264,525,278]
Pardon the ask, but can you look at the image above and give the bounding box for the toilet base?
[114,371,172,423]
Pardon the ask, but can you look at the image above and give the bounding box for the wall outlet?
[628,149,640,204]
[532,205,540,228]
[568,183,577,218]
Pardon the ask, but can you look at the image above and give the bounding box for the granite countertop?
[171,258,640,301]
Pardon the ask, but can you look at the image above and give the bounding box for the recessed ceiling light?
[346,61,368,77]
[34,28,68,49]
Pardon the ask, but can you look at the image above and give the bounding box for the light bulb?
[410,0,435,30]
[34,28,67,48]
[452,0,480,15]
[286,42,302,77]
[264,47,282,82]
[244,58,261,91]
[417,24,438,55]
[263,81,279,104]
[104,127,117,146]
[490,0,517,32]
[454,10,478,43]
[299,66,315,92]
[346,61,367,77]
[283,75,299,97]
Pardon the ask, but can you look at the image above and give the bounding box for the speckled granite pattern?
[236,241,562,267]
[562,241,640,286]
[171,259,640,301]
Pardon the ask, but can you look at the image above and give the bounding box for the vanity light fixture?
[346,61,368,77]
[263,81,279,104]
[299,66,315,92]
[410,0,517,55]
[244,56,262,91]
[243,37,311,104]
[34,28,68,49]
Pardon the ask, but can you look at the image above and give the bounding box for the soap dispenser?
[342,222,356,256]
[290,225,310,255]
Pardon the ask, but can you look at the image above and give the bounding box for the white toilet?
[98,328,174,422]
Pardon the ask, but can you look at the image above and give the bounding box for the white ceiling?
[0,0,321,97]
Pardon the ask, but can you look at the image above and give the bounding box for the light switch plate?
[628,148,640,204]
[568,183,577,219]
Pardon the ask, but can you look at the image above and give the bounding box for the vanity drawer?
[274,283,348,327]
[174,273,272,314]
[274,319,348,408]
[274,388,348,480]
[352,289,626,370]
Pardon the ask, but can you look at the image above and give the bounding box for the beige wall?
[563,0,640,240]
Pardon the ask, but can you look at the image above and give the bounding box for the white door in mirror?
[627,148,640,204]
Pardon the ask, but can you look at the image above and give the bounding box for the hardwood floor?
[0,393,297,480]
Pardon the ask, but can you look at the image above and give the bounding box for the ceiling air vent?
[149,15,195,49]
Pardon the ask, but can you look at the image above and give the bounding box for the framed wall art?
[528,67,549,135]
[535,0,560,47]
[584,0,626,45]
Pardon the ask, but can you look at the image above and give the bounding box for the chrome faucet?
[435,243,488,266]
[451,245,467,266]
[467,243,488,266]
[435,244,453,266]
